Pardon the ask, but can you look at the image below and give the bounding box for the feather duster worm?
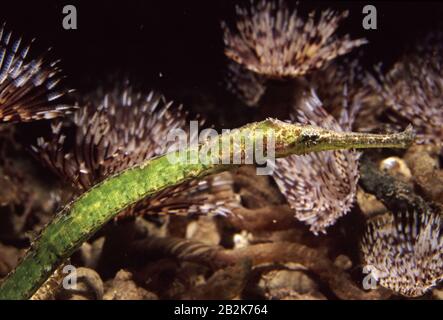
[308,58,373,117]
[361,209,443,297]
[221,0,366,79]
[272,90,360,234]
[369,34,443,146]
[0,25,73,123]
[32,83,238,218]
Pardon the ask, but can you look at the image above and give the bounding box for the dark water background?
[1,1,442,127]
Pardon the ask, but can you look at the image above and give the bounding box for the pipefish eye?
[299,131,320,144]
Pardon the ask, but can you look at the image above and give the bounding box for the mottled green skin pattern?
[0,119,414,299]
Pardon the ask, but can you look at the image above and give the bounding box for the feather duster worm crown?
[272,89,360,234]
[32,83,239,218]
[0,25,74,123]
[222,0,367,79]
[361,208,443,297]
[369,32,443,146]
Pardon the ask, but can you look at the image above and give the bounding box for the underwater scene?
[0,0,442,303]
